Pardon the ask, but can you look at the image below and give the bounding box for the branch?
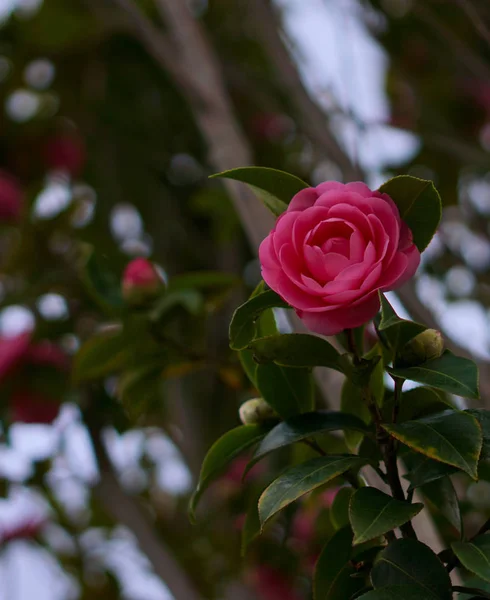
[88,423,204,600]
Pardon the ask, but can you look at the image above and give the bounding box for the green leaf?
[73,328,131,383]
[396,387,453,423]
[79,247,124,314]
[330,487,354,530]
[189,425,269,520]
[151,289,204,321]
[259,456,367,526]
[377,293,426,354]
[349,487,423,544]
[467,409,490,460]
[387,350,480,399]
[403,452,457,491]
[314,527,365,600]
[249,333,343,371]
[256,363,314,418]
[211,167,309,216]
[357,586,437,600]
[378,175,442,252]
[341,378,371,451]
[421,476,461,535]
[247,411,372,473]
[384,411,482,479]
[452,535,490,583]
[117,363,163,421]
[229,290,289,350]
[239,348,259,386]
[371,538,452,599]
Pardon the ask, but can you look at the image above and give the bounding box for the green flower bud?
[397,329,444,367]
[239,398,278,425]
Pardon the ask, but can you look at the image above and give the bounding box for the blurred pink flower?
[0,170,23,223]
[252,565,301,600]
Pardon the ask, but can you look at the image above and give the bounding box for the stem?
[346,328,359,359]
[452,586,490,599]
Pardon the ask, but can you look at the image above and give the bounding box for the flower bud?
[239,397,277,425]
[122,258,165,306]
[397,329,444,367]
[44,132,86,177]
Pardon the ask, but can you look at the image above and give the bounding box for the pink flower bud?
[10,390,60,424]
[44,133,86,177]
[122,258,165,305]
[0,170,23,223]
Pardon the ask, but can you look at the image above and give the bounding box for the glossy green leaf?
[239,348,258,386]
[211,167,309,216]
[421,476,461,535]
[387,350,480,399]
[249,333,343,371]
[467,409,490,460]
[378,175,442,252]
[259,455,367,526]
[229,290,289,350]
[357,586,436,600]
[330,487,354,530]
[314,527,365,600]
[377,293,426,353]
[256,363,314,418]
[384,411,482,479]
[73,328,131,383]
[247,411,372,473]
[341,378,371,451]
[371,538,452,599]
[452,535,490,583]
[189,425,269,520]
[403,452,457,491]
[396,387,453,423]
[349,487,423,544]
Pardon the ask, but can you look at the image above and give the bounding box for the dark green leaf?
[383,411,482,479]
[259,455,367,526]
[378,175,442,252]
[403,452,457,491]
[387,350,480,399]
[357,586,437,599]
[256,363,314,418]
[421,476,461,535]
[73,328,131,383]
[377,293,426,353]
[117,363,163,421]
[467,410,490,460]
[239,348,258,386]
[249,333,342,371]
[330,487,354,530]
[314,527,365,600]
[229,290,289,350]
[396,387,453,423]
[247,411,372,473]
[211,167,309,216]
[349,487,423,544]
[452,536,490,583]
[79,247,124,314]
[189,425,269,520]
[151,289,204,321]
[341,378,371,451]
[371,539,452,599]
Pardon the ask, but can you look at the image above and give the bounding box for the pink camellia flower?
[122,258,165,305]
[259,182,420,335]
[0,170,23,223]
[0,333,31,382]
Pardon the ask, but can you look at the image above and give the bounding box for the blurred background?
[1,0,490,598]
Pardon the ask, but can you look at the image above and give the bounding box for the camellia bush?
[189,167,490,600]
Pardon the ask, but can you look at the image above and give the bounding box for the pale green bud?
[397,329,444,367]
[239,398,278,425]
